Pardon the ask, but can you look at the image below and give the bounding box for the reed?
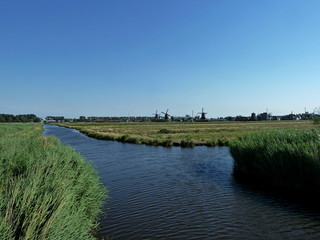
[0,123,106,240]
[230,129,320,193]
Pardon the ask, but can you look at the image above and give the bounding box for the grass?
[230,128,320,193]
[0,123,106,240]
[56,120,314,147]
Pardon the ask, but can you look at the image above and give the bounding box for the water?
[44,125,320,239]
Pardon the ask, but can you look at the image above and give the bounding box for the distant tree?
[16,114,41,122]
[34,117,41,122]
[79,116,87,122]
[250,113,257,121]
[224,116,234,121]
[0,113,41,122]
[5,114,15,122]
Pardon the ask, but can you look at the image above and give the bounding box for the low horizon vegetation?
[0,123,106,240]
[0,114,41,123]
[56,120,315,147]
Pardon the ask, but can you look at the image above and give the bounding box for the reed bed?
[230,129,320,193]
[0,123,106,240]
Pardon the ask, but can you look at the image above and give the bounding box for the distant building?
[45,116,65,123]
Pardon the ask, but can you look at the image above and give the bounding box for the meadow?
[57,120,314,147]
[0,123,106,240]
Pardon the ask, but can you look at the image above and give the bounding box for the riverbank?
[56,121,313,147]
[0,123,106,240]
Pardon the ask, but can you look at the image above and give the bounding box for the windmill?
[153,110,159,120]
[161,109,171,120]
[198,108,207,120]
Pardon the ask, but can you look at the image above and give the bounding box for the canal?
[44,125,320,239]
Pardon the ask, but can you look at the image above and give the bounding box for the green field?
[0,123,106,240]
[57,120,315,147]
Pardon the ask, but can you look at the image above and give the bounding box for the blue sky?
[1,0,320,118]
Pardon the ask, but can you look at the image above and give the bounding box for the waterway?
[44,125,320,239]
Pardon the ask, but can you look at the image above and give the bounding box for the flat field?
[58,120,315,147]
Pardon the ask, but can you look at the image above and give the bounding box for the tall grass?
[230,129,320,193]
[0,123,106,240]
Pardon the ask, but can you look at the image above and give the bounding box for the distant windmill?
[153,110,159,120]
[198,108,207,120]
[161,109,171,120]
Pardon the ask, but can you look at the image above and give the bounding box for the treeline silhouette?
[0,114,41,122]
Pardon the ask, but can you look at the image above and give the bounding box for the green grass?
[230,129,320,193]
[57,121,314,147]
[0,123,106,240]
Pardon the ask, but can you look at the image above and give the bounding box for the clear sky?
[1,0,320,118]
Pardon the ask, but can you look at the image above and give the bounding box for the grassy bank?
[0,123,106,240]
[57,121,313,147]
[230,129,320,194]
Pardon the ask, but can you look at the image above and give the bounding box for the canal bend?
[44,125,320,240]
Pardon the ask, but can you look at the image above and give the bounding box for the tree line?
[0,114,41,123]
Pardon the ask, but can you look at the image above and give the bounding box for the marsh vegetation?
[57,121,313,147]
[230,129,320,195]
[0,123,106,240]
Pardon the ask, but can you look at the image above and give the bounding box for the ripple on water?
[44,125,320,240]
